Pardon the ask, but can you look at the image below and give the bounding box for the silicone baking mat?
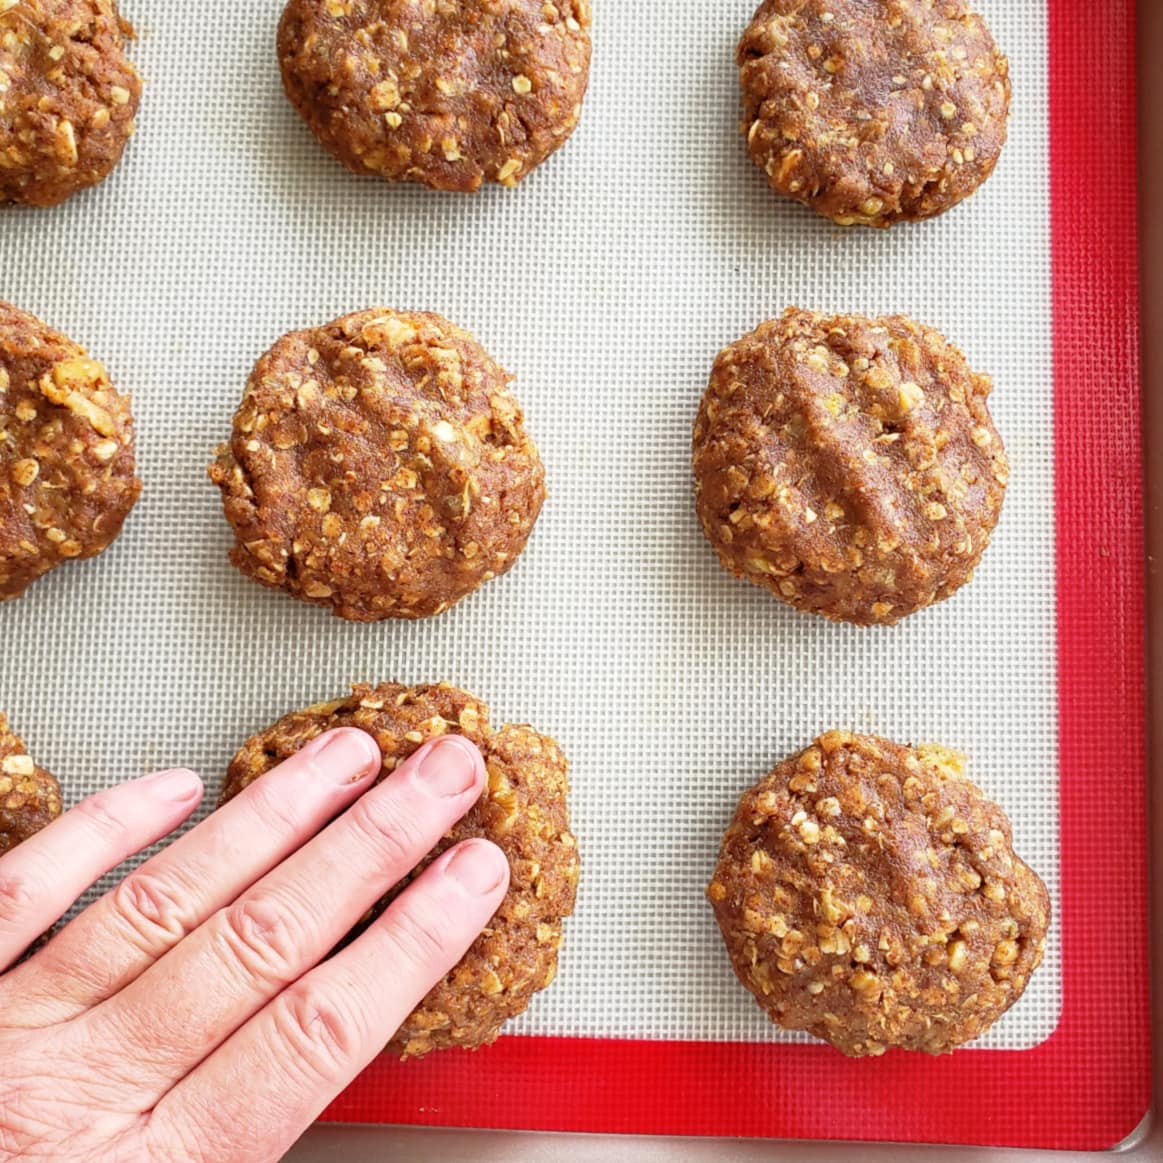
[0,0,1146,1150]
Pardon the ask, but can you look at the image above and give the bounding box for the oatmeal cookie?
[708,732,1049,1056]
[209,309,544,621]
[0,302,142,601]
[278,0,592,191]
[738,0,1010,226]
[0,0,142,207]
[219,682,579,1059]
[0,712,61,857]
[693,309,1008,626]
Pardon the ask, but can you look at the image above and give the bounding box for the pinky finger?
[147,839,509,1163]
[0,767,203,976]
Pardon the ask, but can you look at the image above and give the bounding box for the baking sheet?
[0,0,1060,1058]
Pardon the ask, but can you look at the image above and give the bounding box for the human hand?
[0,729,508,1162]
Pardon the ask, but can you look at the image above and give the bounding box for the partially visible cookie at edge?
[0,0,142,207]
[0,712,62,857]
[210,308,545,622]
[738,0,1010,226]
[277,0,592,191]
[708,732,1050,1056]
[218,682,580,1059]
[693,308,1008,626]
[0,301,142,602]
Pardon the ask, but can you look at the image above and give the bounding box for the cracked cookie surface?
[279,0,592,191]
[738,0,1009,226]
[708,732,1049,1056]
[693,309,1007,626]
[210,308,545,622]
[220,682,579,1059]
[0,301,141,601]
[0,0,141,207]
[0,712,61,857]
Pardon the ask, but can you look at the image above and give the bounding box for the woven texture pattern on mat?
[0,0,1058,1050]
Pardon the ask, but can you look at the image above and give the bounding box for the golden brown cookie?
[209,309,545,622]
[708,732,1049,1057]
[219,682,579,1059]
[0,0,142,207]
[692,309,1008,626]
[738,0,1010,226]
[0,712,62,857]
[0,302,142,601]
[278,0,592,192]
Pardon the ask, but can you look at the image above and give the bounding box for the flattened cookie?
[278,0,592,191]
[209,309,545,621]
[739,0,1010,226]
[0,0,142,207]
[0,712,62,857]
[693,309,1008,626]
[708,732,1049,1056]
[219,682,580,1059]
[0,302,142,601]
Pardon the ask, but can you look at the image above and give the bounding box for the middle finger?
[79,733,484,1098]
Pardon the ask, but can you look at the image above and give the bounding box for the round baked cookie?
[692,309,1008,626]
[0,0,142,207]
[708,732,1049,1057]
[738,0,1010,226]
[209,309,545,621]
[278,0,592,192]
[219,682,579,1059]
[0,712,62,857]
[0,302,142,602]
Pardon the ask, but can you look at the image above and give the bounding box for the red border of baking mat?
[319,0,1149,1148]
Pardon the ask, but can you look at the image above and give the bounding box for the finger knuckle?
[74,791,128,845]
[347,793,427,874]
[383,901,451,969]
[0,871,38,929]
[270,983,365,1083]
[108,870,195,954]
[244,776,308,839]
[218,892,305,989]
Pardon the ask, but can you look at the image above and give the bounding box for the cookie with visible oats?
[708,732,1049,1057]
[738,0,1010,226]
[692,309,1007,626]
[218,681,580,1059]
[0,0,141,207]
[0,712,61,857]
[209,309,545,621]
[278,0,592,192]
[0,302,142,602]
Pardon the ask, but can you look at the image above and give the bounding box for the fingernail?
[443,840,509,896]
[308,729,381,784]
[139,767,203,804]
[415,736,481,798]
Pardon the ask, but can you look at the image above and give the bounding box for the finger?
[147,840,509,1163]
[0,768,203,977]
[82,734,486,1097]
[3,728,382,1025]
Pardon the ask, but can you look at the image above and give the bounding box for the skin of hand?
[0,728,509,1163]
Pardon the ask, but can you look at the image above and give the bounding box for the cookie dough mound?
[708,732,1049,1056]
[0,302,142,601]
[209,309,545,622]
[278,0,592,191]
[738,0,1009,226]
[693,309,1008,626]
[0,0,142,207]
[0,713,62,856]
[219,682,579,1059]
